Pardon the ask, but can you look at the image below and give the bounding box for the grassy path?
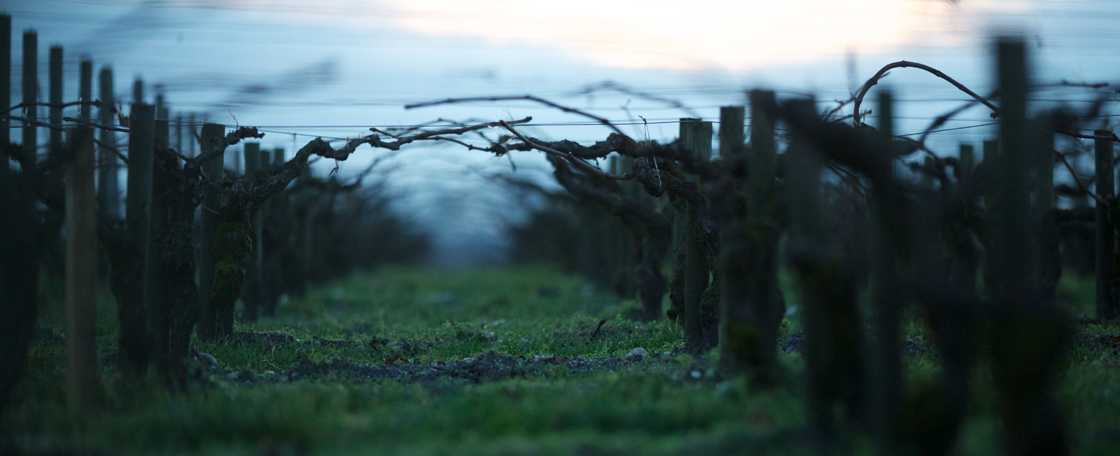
[4,267,1120,455]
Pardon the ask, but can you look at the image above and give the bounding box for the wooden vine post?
[1037,131,1059,299]
[989,36,1069,456]
[958,144,974,179]
[717,104,749,372]
[242,142,262,321]
[870,89,902,456]
[679,118,712,351]
[79,60,91,124]
[188,114,197,157]
[197,123,225,340]
[133,78,143,104]
[97,67,119,219]
[149,118,171,364]
[21,30,36,166]
[745,90,784,380]
[48,46,62,159]
[1096,131,1116,321]
[302,169,318,293]
[0,14,8,171]
[785,97,835,450]
[64,126,97,409]
[120,104,155,373]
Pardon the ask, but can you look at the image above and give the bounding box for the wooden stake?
[21,31,36,166]
[1,15,10,170]
[65,127,98,410]
[1096,130,1116,320]
[133,78,143,105]
[871,89,901,456]
[121,104,155,372]
[48,46,62,159]
[79,59,92,124]
[97,67,119,220]
[242,142,262,321]
[149,119,170,360]
[197,123,225,340]
[679,118,711,351]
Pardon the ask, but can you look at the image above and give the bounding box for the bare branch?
[369,117,531,151]
[498,120,630,182]
[568,80,702,118]
[853,61,1000,127]
[1054,149,1105,206]
[406,95,635,141]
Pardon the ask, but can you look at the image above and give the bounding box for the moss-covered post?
[717,104,748,372]
[21,30,36,167]
[120,104,155,374]
[97,67,119,219]
[679,118,712,351]
[1096,131,1116,321]
[744,91,786,381]
[989,36,1070,456]
[65,127,97,409]
[197,123,226,340]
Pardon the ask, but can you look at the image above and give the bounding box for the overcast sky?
[5,0,1119,265]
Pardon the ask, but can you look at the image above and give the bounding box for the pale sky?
[5,0,1119,265]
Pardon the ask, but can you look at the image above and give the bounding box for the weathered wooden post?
[22,30,36,166]
[65,127,97,409]
[989,36,1070,456]
[155,92,167,121]
[1037,131,1060,300]
[197,123,225,340]
[0,14,9,171]
[175,114,183,155]
[260,147,287,316]
[870,89,902,456]
[79,60,91,124]
[785,97,836,451]
[133,78,143,104]
[717,104,749,372]
[242,142,262,321]
[120,103,155,373]
[741,91,785,381]
[301,167,317,293]
[149,118,171,365]
[48,46,62,159]
[1096,130,1116,321]
[97,67,119,219]
[187,114,197,157]
[679,118,712,351]
[958,144,974,179]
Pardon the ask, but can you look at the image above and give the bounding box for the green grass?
[4,266,1120,455]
